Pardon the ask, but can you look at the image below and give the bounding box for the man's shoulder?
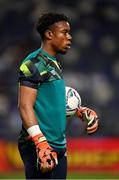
[19,48,47,78]
[22,48,48,66]
[25,48,41,61]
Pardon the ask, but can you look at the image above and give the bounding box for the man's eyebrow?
[62,29,70,32]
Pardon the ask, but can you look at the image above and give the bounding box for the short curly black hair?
[36,12,69,40]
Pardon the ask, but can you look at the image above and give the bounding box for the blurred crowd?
[0,0,119,140]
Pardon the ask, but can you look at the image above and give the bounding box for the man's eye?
[63,32,68,35]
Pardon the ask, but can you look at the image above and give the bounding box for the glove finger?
[37,155,49,172]
[87,119,99,134]
[38,150,44,159]
[51,152,58,165]
[46,153,57,170]
[42,162,54,172]
[40,159,51,173]
[36,157,41,170]
[76,110,82,118]
[87,125,98,134]
[87,117,96,127]
[40,162,48,173]
[87,119,99,129]
[76,107,87,117]
[83,109,98,125]
[82,111,92,122]
[41,155,55,172]
[54,157,58,165]
[47,161,54,170]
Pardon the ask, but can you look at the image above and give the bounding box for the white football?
[66,86,81,116]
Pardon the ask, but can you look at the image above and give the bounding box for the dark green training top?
[18,48,66,150]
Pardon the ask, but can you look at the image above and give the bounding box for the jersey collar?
[40,48,56,61]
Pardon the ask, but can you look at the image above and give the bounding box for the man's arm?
[18,85,38,129]
[18,85,58,172]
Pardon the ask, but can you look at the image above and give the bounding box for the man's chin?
[58,49,68,55]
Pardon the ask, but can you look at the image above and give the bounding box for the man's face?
[49,21,72,54]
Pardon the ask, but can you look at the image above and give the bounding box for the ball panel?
[66,86,81,116]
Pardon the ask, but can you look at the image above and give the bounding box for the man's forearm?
[19,104,38,129]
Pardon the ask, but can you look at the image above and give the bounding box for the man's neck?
[41,43,57,57]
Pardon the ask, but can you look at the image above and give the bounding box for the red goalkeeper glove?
[32,133,58,173]
[76,107,99,134]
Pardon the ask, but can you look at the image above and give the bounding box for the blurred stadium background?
[0,0,119,179]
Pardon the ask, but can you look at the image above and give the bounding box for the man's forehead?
[50,21,70,30]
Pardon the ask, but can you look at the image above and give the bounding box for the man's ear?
[44,29,53,40]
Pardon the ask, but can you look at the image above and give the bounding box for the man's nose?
[67,34,72,41]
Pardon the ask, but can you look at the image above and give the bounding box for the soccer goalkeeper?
[18,12,99,179]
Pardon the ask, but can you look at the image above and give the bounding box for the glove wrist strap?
[27,125,42,136]
[27,125,47,145]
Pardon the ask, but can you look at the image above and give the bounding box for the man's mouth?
[65,43,71,49]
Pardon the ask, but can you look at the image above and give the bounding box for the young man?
[18,13,99,179]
